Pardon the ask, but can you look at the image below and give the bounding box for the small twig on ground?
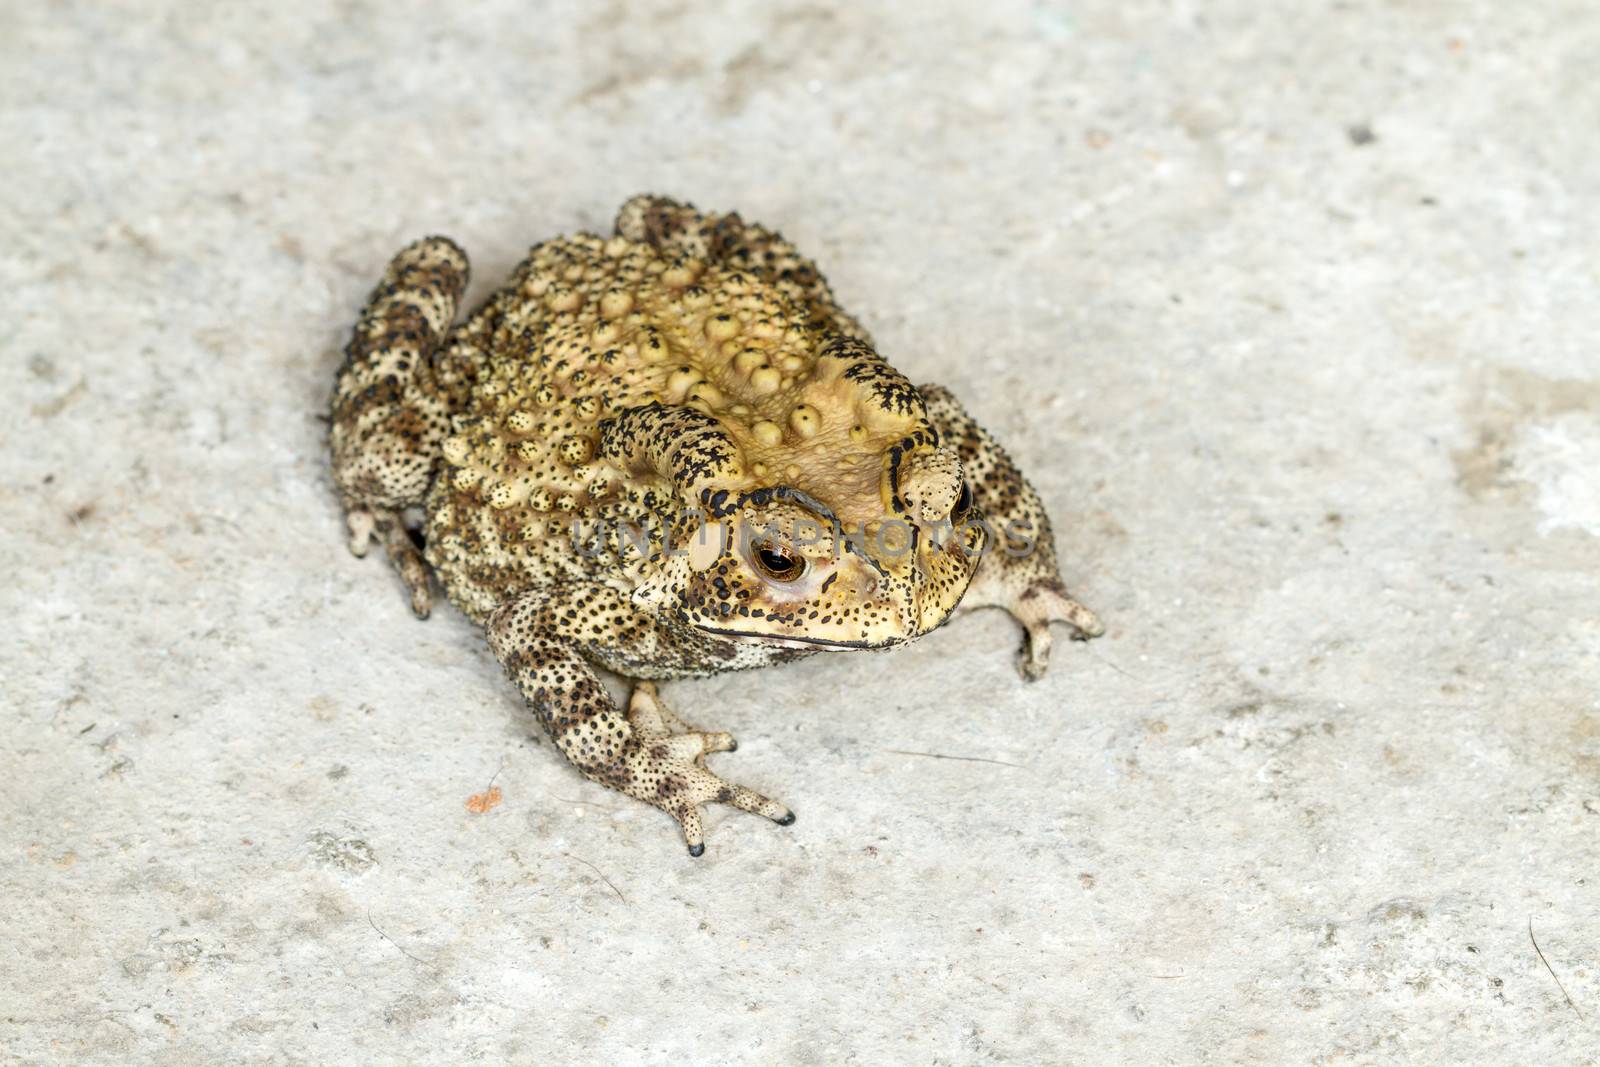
[553,795,623,812]
[482,756,506,797]
[1530,917,1583,1018]
[1086,648,1141,681]
[367,908,436,973]
[884,749,1023,768]
[564,854,627,904]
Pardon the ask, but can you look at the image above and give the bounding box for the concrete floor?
[4,2,1598,1063]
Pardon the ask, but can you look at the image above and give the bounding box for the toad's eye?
[950,479,974,522]
[752,541,806,583]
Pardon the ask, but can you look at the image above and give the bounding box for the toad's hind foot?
[341,507,433,618]
[620,682,793,857]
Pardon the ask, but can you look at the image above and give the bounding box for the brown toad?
[328,196,1101,855]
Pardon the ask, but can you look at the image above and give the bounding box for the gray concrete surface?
[4,2,1598,1063]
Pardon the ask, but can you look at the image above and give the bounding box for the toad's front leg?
[487,584,793,856]
[919,384,1104,680]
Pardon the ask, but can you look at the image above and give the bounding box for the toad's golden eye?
[950,479,974,522]
[752,541,806,582]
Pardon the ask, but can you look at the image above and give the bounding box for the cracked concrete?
[3,1,1598,1063]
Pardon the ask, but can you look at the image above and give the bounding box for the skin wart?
[328,195,1102,856]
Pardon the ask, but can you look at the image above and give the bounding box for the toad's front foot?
[612,682,794,857]
[1011,577,1103,682]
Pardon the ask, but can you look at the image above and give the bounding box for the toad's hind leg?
[329,237,469,618]
[919,384,1104,680]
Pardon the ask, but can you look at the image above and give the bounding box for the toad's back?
[421,228,902,622]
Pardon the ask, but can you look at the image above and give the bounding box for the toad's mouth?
[690,624,902,651]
